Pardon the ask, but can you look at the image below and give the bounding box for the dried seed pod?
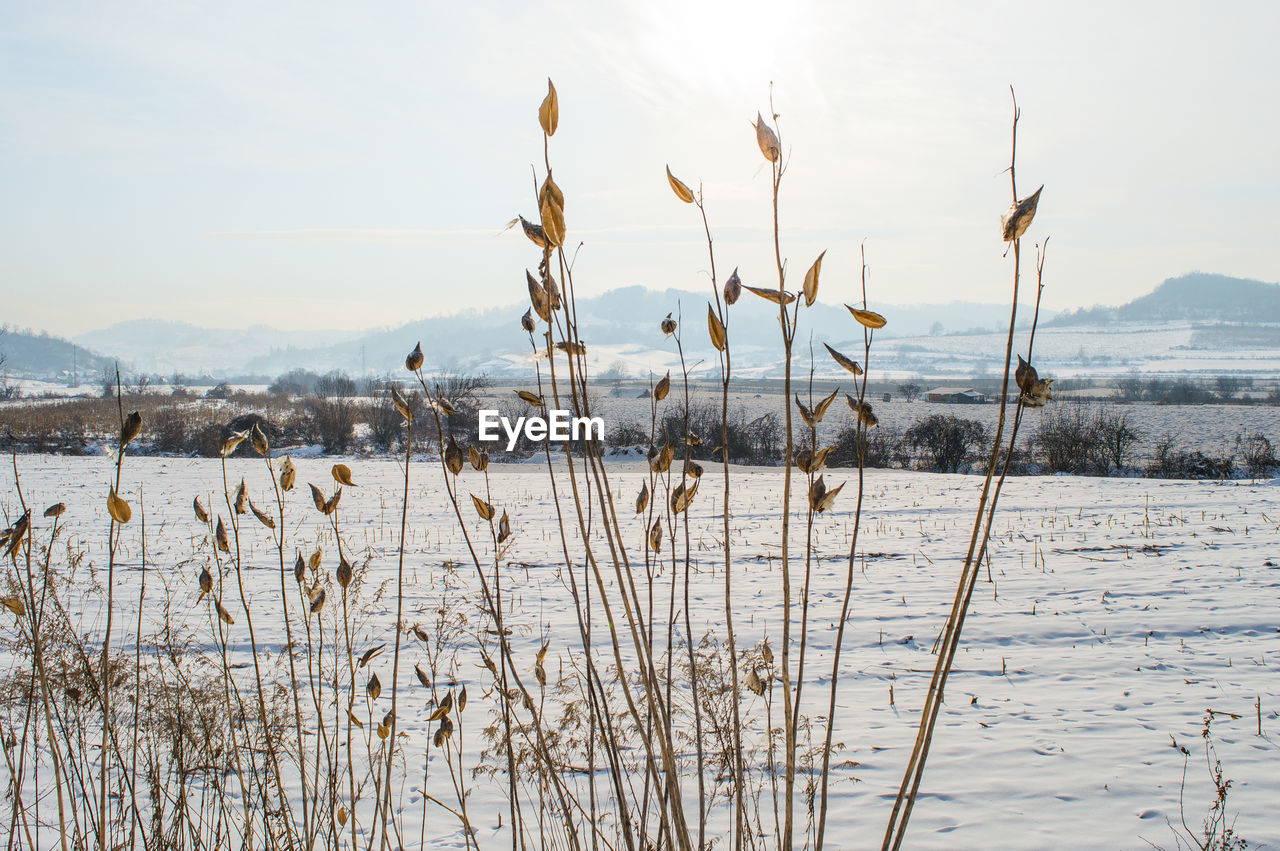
[323,489,341,515]
[308,549,322,573]
[636,482,649,514]
[436,397,460,417]
[336,556,352,588]
[521,308,536,333]
[193,496,209,524]
[469,445,490,471]
[250,423,269,456]
[1015,355,1038,395]
[120,411,142,448]
[1,597,25,617]
[309,586,326,614]
[497,510,511,544]
[216,600,235,625]
[723,267,742,306]
[279,457,296,491]
[519,215,547,249]
[539,191,566,248]
[661,313,677,337]
[248,497,274,529]
[433,714,454,747]
[309,484,326,513]
[554,340,586,356]
[337,808,348,828]
[348,709,364,729]
[708,304,727,352]
[233,479,247,515]
[813,387,839,422]
[107,489,131,524]
[846,305,887,329]
[809,475,845,513]
[471,494,495,521]
[415,665,431,688]
[846,395,879,428]
[802,250,826,307]
[391,385,414,421]
[666,165,695,203]
[648,443,673,474]
[360,644,385,667]
[671,480,698,514]
[824,343,863,376]
[654,371,671,402]
[762,639,774,666]
[745,285,796,305]
[197,566,213,603]
[539,171,565,213]
[429,690,453,721]
[406,342,424,372]
[293,552,306,583]
[516,389,544,406]
[445,437,464,476]
[796,448,815,474]
[745,668,765,696]
[458,685,467,712]
[367,672,381,701]
[648,518,663,553]
[795,395,817,429]
[221,430,248,458]
[754,112,780,163]
[538,78,558,136]
[43,503,66,519]
[1001,185,1043,242]
[526,269,551,321]
[331,464,356,487]
[215,517,230,552]
[686,461,703,479]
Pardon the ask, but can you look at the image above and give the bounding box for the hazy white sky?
[2,1,1277,336]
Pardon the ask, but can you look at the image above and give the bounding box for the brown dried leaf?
[516,389,544,406]
[249,497,275,529]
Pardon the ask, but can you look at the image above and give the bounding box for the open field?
[3,456,1277,848]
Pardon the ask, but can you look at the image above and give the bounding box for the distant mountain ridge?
[1048,273,1280,326]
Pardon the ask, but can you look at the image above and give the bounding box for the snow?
[3,456,1278,849]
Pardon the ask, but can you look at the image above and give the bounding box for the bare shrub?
[904,414,985,472]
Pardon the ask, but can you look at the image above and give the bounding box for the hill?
[0,325,114,385]
[1049,273,1280,325]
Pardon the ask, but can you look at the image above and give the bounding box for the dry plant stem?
[8,459,72,851]
[97,369,124,851]
[380,419,414,850]
[816,246,873,850]
[883,88,1033,850]
[219,456,294,848]
[265,455,311,843]
[765,104,799,851]
[696,193,746,850]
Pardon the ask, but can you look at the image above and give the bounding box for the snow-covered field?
[4,456,1278,849]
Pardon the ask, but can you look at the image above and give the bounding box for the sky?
[2,0,1278,337]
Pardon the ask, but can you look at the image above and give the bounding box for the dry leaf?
[666,165,695,203]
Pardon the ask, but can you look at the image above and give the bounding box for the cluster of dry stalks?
[0,84,1049,849]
